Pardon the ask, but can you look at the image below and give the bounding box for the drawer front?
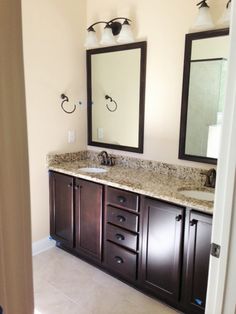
[105,241,137,281]
[106,224,138,251]
[107,187,139,212]
[107,206,138,232]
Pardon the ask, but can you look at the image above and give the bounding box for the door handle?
[117,215,126,223]
[117,196,126,204]
[175,215,182,222]
[190,219,198,226]
[115,233,125,241]
[114,256,124,264]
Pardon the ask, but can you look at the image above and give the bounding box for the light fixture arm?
[87,21,108,31]
[227,0,231,8]
[87,17,132,36]
[197,0,209,8]
[108,17,131,24]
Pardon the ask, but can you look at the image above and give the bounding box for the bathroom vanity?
[48,151,213,314]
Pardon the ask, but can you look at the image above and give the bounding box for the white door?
[205,2,236,314]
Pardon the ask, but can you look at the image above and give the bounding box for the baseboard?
[32,237,56,256]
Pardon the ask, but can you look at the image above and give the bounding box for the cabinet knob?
[190,219,198,226]
[67,183,73,188]
[117,196,126,204]
[117,215,126,223]
[175,215,182,222]
[74,185,80,190]
[114,256,124,264]
[115,233,125,241]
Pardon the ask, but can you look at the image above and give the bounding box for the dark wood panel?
[183,211,212,314]
[141,198,184,302]
[107,187,139,212]
[106,224,138,251]
[107,205,139,232]
[49,171,74,248]
[75,179,103,261]
[105,241,137,281]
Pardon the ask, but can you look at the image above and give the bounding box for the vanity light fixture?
[84,17,134,49]
[191,0,215,32]
[217,0,232,27]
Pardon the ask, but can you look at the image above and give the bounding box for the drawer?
[106,224,138,251]
[105,241,137,281]
[107,206,138,232]
[107,187,139,212]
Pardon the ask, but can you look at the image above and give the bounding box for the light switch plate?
[68,130,76,143]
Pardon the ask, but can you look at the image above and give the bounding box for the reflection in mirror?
[87,42,147,153]
[179,29,229,164]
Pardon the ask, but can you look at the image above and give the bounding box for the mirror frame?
[87,41,147,153]
[179,28,229,165]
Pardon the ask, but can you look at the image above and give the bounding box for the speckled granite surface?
[47,151,214,214]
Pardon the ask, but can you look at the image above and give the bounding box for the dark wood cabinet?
[74,179,103,262]
[141,198,184,303]
[49,172,74,248]
[49,171,212,314]
[104,187,140,282]
[182,211,212,314]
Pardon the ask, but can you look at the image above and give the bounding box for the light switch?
[97,128,104,140]
[68,130,76,143]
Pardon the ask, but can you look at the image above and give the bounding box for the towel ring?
[61,94,76,114]
[105,94,118,112]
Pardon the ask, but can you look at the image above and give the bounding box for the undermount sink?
[78,167,108,173]
[179,190,215,202]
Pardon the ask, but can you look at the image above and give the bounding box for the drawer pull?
[117,196,126,204]
[175,215,182,222]
[115,233,125,241]
[117,215,126,223]
[114,256,124,264]
[190,219,198,226]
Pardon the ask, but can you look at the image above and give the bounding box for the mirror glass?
[179,29,229,164]
[87,42,146,153]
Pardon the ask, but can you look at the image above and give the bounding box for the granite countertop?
[48,156,214,214]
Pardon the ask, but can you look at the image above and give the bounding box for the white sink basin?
[179,190,214,201]
[79,167,108,173]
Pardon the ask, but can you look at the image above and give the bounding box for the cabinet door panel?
[141,198,184,302]
[184,211,212,314]
[75,179,103,261]
[49,172,74,248]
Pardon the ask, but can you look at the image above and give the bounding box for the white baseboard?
[32,237,56,256]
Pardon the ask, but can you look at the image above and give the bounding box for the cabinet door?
[49,171,74,248]
[75,179,103,262]
[183,211,212,314]
[141,198,184,302]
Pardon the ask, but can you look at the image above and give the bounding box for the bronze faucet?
[201,168,216,188]
[98,151,115,166]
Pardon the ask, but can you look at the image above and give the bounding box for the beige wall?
[22,0,87,242]
[22,0,226,242]
[87,0,226,166]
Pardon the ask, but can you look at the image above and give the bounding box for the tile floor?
[33,247,180,314]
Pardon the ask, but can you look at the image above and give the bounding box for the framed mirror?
[179,28,229,164]
[87,41,147,153]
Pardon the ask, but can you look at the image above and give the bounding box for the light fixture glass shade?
[84,30,98,49]
[191,6,215,32]
[117,23,135,44]
[100,27,116,46]
[217,2,231,27]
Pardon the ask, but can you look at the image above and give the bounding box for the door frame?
[0,0,34,313]
[205,3,236,313]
